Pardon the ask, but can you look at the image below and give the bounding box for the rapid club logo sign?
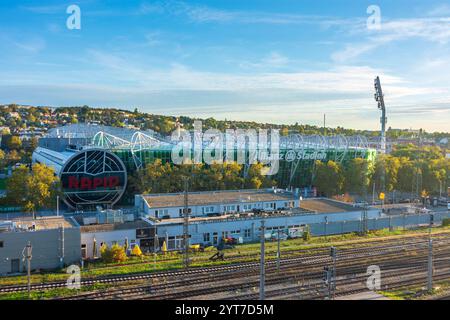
[60,149,127,209]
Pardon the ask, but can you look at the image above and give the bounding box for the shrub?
[100,244,128,263]
[131,245,143,257]
[302,228,311,241]
[111,244,128,262]
[442,218,450,227]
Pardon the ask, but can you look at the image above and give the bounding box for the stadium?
[32,124,377,210]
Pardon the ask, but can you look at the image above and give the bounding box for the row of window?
[202,228,252,242]
[154,209,169,218]
[202,206,215,214]
[152,200,294,218]
[266,225,301,231]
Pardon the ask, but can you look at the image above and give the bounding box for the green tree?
[313,160,344,197]
[5,135,22,150]
[6,163,60,218]
[344,158,370,195]
[0,149,5,170]
[396,157,415,193]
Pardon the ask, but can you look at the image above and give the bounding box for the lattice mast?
[374,76,387,154]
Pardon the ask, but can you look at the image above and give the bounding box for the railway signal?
[323,266,330,284]
[330,247,337,259]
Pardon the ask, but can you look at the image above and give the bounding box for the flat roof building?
[74,211,155,258]
[135,189,382,251]
[0,216,81,274]
[135,188,300,220]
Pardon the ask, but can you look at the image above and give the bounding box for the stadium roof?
[43,123,371,151]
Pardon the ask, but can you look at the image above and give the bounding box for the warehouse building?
[0,216,81,274]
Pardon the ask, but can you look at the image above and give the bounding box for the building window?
[0,241,3,248]
[155,210,159,218]
[244,229,251,237]
[81,244,87,259]
[203,206,215,214]
[203,233,210,242]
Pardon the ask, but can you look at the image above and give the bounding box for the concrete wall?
[0,227,81,275]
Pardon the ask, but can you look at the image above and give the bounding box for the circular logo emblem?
[285,150,296,162]
[60,149,127,209]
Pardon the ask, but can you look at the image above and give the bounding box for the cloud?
[136,1,346,26]
[332,17,450,62]
[20,4,66,14]
[427,4,450,17]
[12,37,46,53]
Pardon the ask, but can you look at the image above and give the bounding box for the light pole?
[259,219,265,300]
[22,242,32,298]
[276,229,281,272]
[330,247,337,300]
[427,214,434,293]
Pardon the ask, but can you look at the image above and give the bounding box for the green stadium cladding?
[33,124,376,208]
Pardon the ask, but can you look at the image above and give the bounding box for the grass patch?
[0,282,112,300]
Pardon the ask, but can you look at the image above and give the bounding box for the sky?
[0,0,449,132]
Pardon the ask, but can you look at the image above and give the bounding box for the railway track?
[59,238,450,300]
[2,231,447,298]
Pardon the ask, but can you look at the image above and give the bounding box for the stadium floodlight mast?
[374,76,387,154]
[374,76,387,195]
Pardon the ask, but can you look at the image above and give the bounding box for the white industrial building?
[135,189,382,250]
[135,188,300,220]
[73,210,154,259]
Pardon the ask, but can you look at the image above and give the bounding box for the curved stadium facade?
[32,124,376,210]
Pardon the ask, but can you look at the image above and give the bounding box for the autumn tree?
[100,244,128,263]
[343,158,371,195]
[0,149,5,170]
[313,160,344,197]
[6,163,60,218]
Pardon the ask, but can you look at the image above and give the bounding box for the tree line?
[1,144,448,216]
[129,159,276,194]
[313,144,449,198]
